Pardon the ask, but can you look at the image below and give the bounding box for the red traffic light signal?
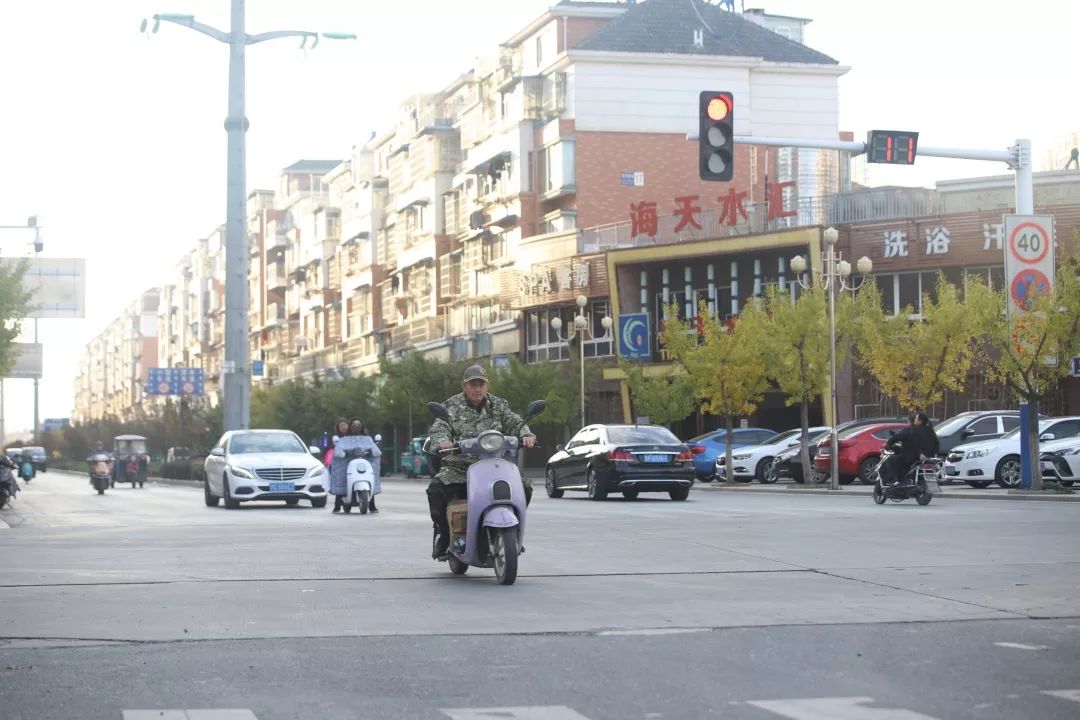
[700,91,734,181]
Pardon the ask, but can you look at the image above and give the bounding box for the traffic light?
[699,91,734,181]
[866,130,919,165]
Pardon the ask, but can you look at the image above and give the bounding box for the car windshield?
[934,413,982,436]
[229,433,306,454]
[116,440,148,453]
[608,426,681,445]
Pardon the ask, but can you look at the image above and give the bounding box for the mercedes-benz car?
[545,424,694,501]
[203,430,329,509]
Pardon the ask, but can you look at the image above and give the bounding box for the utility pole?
[142,3,354,431]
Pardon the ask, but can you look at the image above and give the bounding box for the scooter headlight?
[478,431,505,452]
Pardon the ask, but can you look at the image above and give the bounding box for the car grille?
[254,467,307,482]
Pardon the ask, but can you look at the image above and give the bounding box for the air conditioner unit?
[469,210,487,229]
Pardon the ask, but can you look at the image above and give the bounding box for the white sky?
[0,0,1075,432]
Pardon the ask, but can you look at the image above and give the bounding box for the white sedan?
[1041,436,1080,486]
[203,429,329,509]
[716,426,829,483]
[943,417,1080,489]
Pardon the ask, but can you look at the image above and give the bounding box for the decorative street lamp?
[551,294,613,429]
[790,226,873,490]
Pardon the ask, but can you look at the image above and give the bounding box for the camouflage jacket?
[428,392,532,484]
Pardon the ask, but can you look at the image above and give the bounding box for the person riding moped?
[882,411,939,486]
[426,365,536,559]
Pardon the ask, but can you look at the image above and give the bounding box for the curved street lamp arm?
[152,14,229,43]
[247,29,318,45]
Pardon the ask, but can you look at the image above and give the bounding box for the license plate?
[642,454,668,463]
[943,466,959,476]
[269,481,295,492]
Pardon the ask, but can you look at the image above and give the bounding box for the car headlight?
[478,432,505,452]
[965,449,991,459]
[227,465,254,479]
[306,465,326,478]
[732,453,751,460]
[1061,447,1080,457]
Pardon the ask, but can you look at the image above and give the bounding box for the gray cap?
[462,364,488,382]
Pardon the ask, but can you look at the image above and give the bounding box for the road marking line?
[1043,689,1080,704]
[597,628,710,637]
[122,711,259,719]
[993,642,1049,650]
[747,697,941,719]
[442,707,591,720]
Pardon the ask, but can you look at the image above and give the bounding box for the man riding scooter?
[881,412,939,486]
[426,365,536,559]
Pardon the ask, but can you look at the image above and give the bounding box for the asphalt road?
[1,470,1078,719]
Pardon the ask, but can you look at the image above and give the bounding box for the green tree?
[661,300,772,484]
[761,286,839,484]
[982,246,1080,491]
[0,258,32,377]
[375,354,468,441]
[850,274,998,414]
[488,356,581,432]
[618,358,693,428]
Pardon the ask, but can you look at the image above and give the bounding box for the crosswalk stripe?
[122,711,258,719]
[1043,689,1080,704]
[747,697,941,719]
[442,707,591,720]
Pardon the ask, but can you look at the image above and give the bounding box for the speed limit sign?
[1004,214,1055,316]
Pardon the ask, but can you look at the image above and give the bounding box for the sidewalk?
[695,480,1080,501]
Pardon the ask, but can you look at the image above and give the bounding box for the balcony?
[389,316,445,352]
[266,232,288,255]
[266,266,288,292]
[579,187,941,253]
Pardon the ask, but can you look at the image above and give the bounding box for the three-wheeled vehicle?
[112,435,149,488]
[400,435,431,478]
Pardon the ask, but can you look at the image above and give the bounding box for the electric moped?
[426,399,545,585]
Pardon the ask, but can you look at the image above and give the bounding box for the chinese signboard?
[1003,214,1055,316]
[146,367,205,396]
[519,260,591,297]
[627,182,797,241]
[618,313,651,360]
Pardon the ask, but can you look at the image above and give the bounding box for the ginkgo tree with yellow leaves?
[660,300,772,485]
[849,274,999,416]
[982,246,1080,491]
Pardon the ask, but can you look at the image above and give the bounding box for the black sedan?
[545,424,695,501]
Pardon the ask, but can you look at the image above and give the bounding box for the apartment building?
[73,290,160,422]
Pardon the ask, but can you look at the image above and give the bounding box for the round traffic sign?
[1008,221,1051,265]
[1010,268,1052,310]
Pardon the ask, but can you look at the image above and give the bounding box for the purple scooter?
[426,399,546,586]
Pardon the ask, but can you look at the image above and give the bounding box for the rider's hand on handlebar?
[438,441,453,451]
[522,435,536,449]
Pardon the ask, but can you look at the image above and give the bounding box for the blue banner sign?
[617,313,651,360]
[146,367,205,396]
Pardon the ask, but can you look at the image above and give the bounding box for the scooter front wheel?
[491,526,519,586]
[873,483,886,505]
[357,490,370,515]
[448,555,468,575]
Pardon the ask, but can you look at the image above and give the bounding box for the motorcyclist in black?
[882,411,939,485]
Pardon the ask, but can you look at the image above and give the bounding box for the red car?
[814,422,907,484]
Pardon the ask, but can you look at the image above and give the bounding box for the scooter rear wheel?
[448,556,468,575]
[492,527,519,585]
[916,491,932,505]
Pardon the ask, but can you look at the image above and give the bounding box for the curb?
[694,483,1080,502]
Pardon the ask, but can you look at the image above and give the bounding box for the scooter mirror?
[427,402,451,422]
[525,399,547,421]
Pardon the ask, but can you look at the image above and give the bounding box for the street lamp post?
[143,3,354,431]
[551,295,613,429]
[790,227,873,490]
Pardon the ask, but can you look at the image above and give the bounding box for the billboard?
[5,343,42,379]
[146,367,205,396]
[0,257,87,319]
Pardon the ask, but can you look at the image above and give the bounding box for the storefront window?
[525,307,574,364]
[584,301,614,359]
